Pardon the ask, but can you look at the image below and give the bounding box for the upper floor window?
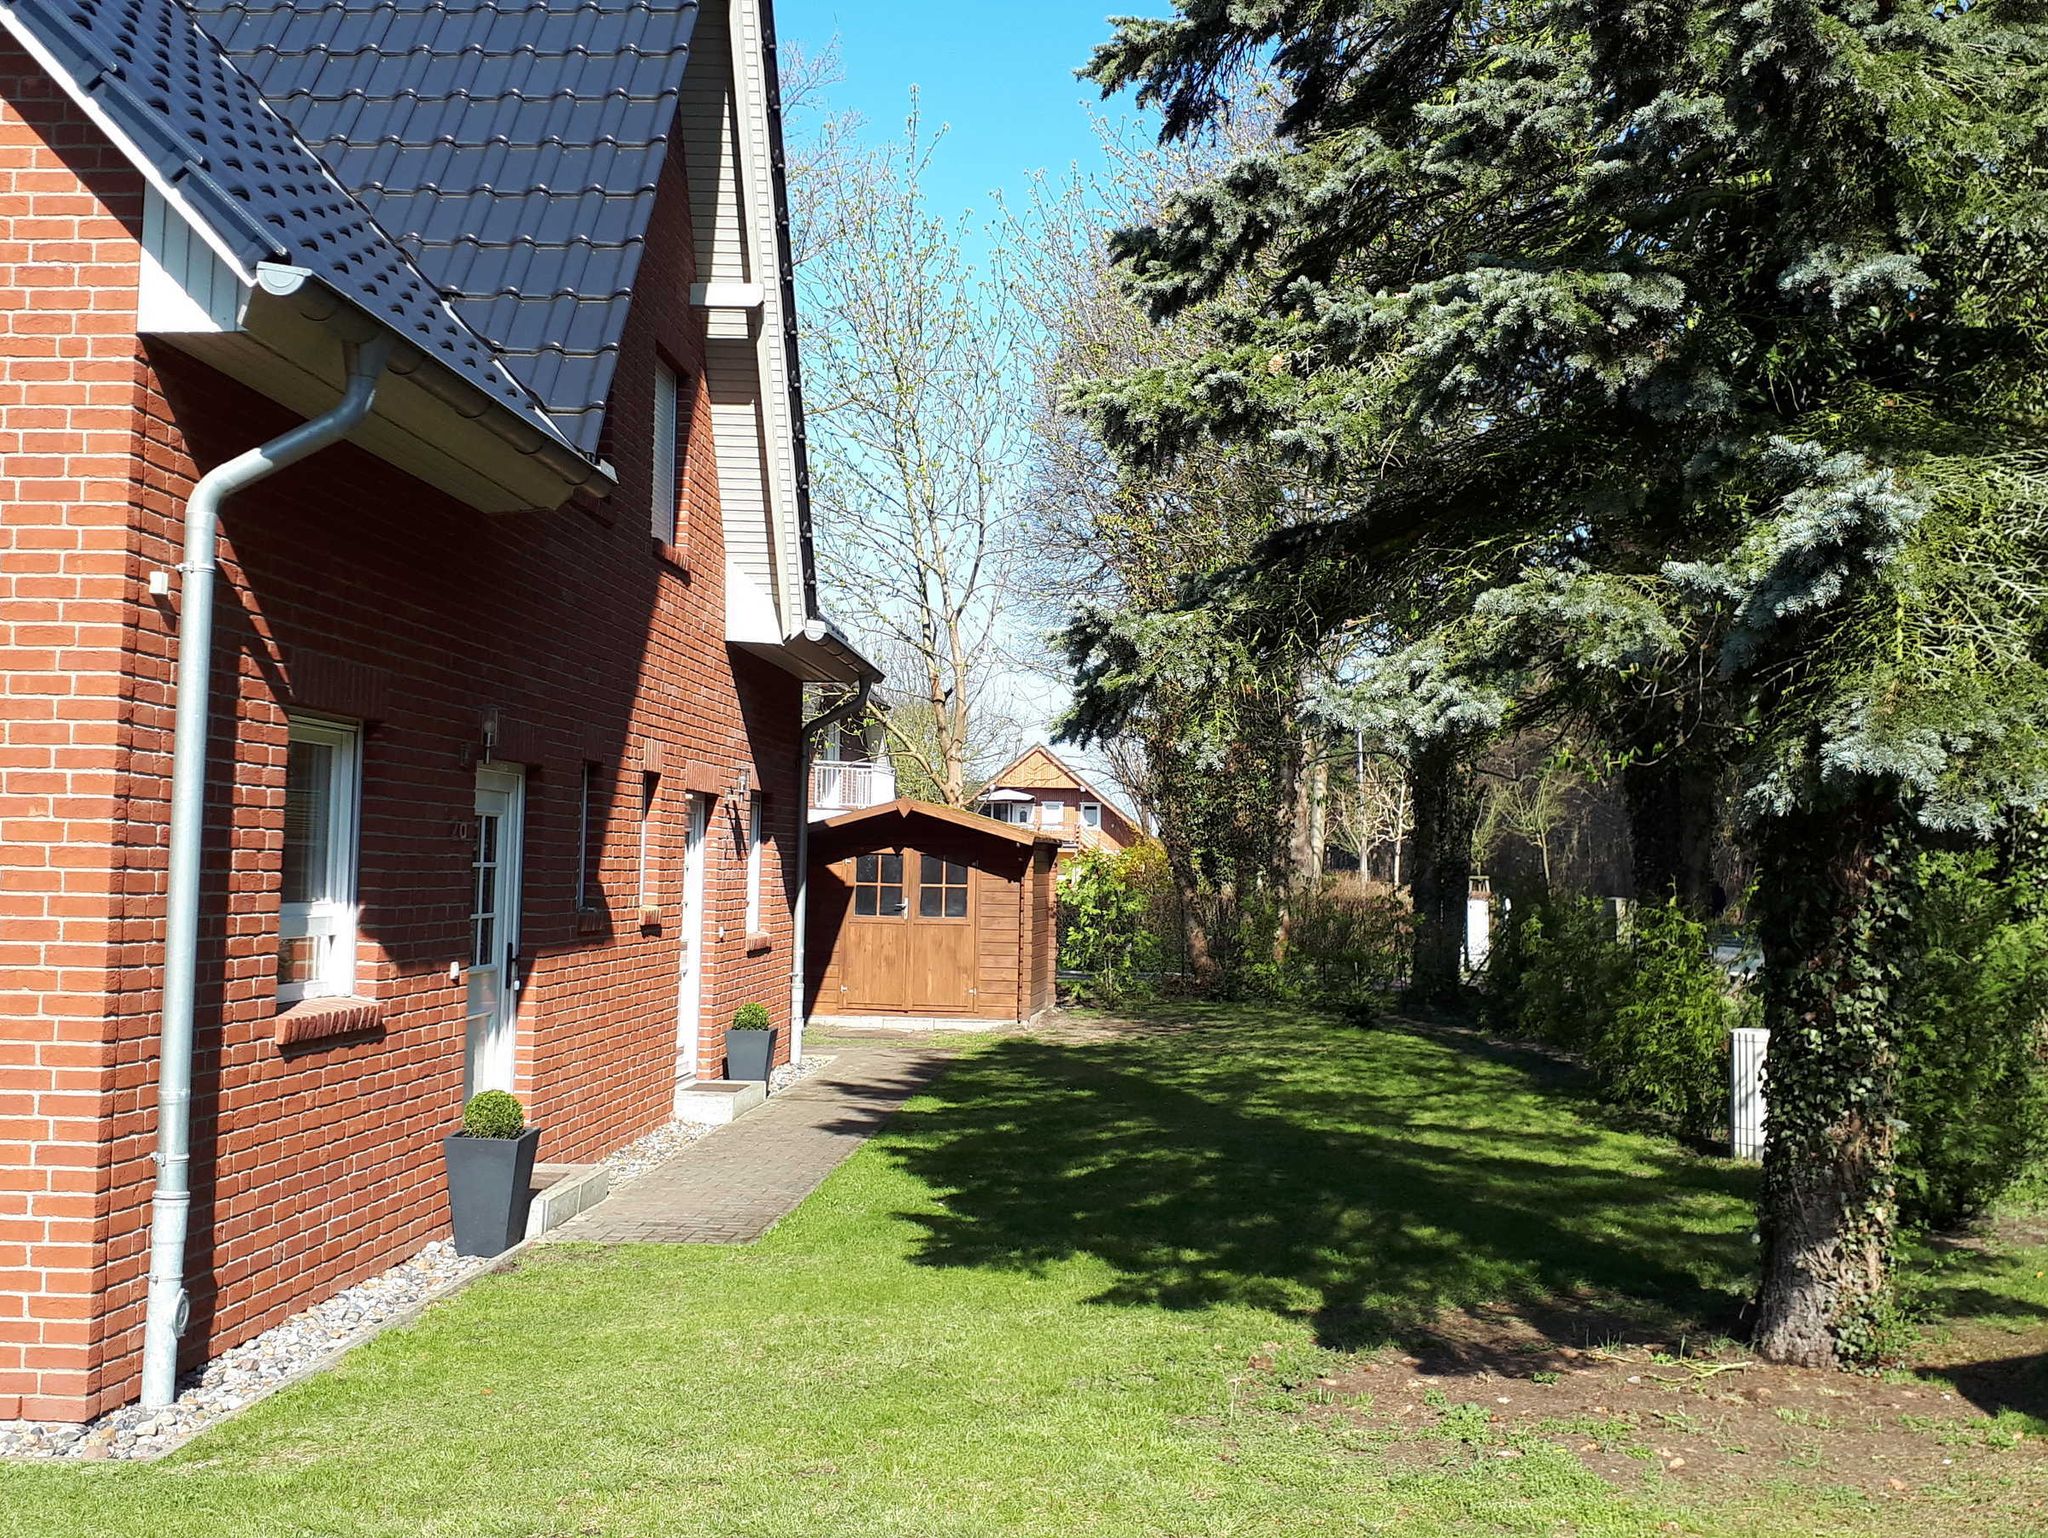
[652,359,686,548]
[1040,799,1066,828]
[1081,802,1102,830]
[279,715,361,1003]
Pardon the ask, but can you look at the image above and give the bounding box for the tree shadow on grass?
[866,1010,1760,1352]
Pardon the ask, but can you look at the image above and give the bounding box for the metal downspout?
[789,678,873,1062]
[141,336,393,1409]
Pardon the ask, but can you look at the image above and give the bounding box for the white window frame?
[743,791,765,933]
[652,360,681,546]
[278,715,361,1005]
[1081,802,1102,830]
[1040,799,1066,828]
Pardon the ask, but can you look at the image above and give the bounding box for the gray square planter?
[442,1126,541,1257]
[725,1027,775,1084]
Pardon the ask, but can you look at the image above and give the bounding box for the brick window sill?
[745,932,773,955]
[274,996,385,1050]
[651,537,691,574]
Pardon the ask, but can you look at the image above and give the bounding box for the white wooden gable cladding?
[679,0,806,649]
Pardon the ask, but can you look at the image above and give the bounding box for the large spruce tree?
[1074,0,2048,1362]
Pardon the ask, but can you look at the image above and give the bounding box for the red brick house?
[0,0,873,1421]
[975,746,1141,859]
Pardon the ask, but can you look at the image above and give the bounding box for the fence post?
[1730,1027,1769,1160]
[1464,876,1492,975]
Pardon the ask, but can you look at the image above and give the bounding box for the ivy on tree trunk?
[1752,801,1909,1365]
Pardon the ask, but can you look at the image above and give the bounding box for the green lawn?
[2,1009,2040,1537]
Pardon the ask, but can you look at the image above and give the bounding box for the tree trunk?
[1166,845,1219,990]
[1408,737,1481,1005]
[1290,745,1327,884]
[1621,754,1720,914]
[1750,798,1907,1366]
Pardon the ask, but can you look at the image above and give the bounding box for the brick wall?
[0,45,806,1420]
[0,43,152,1424]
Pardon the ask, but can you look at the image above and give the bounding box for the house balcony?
[810,759,897,820]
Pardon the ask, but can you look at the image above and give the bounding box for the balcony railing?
[810,759,897,818]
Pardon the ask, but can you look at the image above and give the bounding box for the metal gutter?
[142,331,394,1410]
[254,264,613,501]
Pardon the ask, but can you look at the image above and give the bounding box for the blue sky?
[776,2,1160,794]
[776,1,1155,224]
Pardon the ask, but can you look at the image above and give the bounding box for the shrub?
[461,1090,526,1139]
[1893,848,2048,1230]
[1492,894,1740,1141]
[731,1002,772,1032]
[1059,847,1174,1004]
[1247,875,1413,1014]
[1595,900,1738,1139]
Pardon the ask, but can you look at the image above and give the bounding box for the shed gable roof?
[186,0,702,455]
[1,0,576,449]
[812,798,1062,854]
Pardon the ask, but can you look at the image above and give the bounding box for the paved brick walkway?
[549,1042,954,1244]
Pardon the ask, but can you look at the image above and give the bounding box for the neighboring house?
[975,747,1140,858]
[0,0,874,1422]
[808,711,896,819]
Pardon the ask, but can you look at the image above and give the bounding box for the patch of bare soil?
[1265,1298,2048,1531]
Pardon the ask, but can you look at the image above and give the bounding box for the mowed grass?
[0,1008,2031,1537]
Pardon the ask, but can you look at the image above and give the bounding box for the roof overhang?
[977,788,1033,804]
[726,560,881,683]
[145,260,611,513]
[811,797,1062,853]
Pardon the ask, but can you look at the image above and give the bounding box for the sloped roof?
[981,745,1139,831]
[0,0,572,448]
[812,798,1062,852]
[188,0,701,455]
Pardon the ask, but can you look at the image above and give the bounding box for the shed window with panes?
[278,716,361,1003]
[852,852,906,917]
[918,855,969,918]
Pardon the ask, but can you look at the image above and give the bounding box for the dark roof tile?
[0,0,579,453]
[190,0,702,454]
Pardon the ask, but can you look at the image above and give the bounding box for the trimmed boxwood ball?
[731,1002,771,1031]
[462,1090,526,1139]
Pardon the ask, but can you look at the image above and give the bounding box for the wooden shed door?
[840,851,975,1014]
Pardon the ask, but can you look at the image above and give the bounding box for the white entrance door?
[672,793,709,1104]
[465,764,526,1099]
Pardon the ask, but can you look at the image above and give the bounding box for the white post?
[1731,1027,1769,1160]
[1464,892,1492,974]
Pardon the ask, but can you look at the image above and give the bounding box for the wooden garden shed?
[807,799,1060,1023]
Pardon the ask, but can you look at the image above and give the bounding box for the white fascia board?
[138,186,247,333]
[726,556,782,645]
[691,281,765,310]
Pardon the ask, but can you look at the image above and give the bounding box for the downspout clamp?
[141,335,393,1409]
[789,677,874,1062]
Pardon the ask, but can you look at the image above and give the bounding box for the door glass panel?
[472,814,500,966]
[852,851,905,917]
[918,855,970,919]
